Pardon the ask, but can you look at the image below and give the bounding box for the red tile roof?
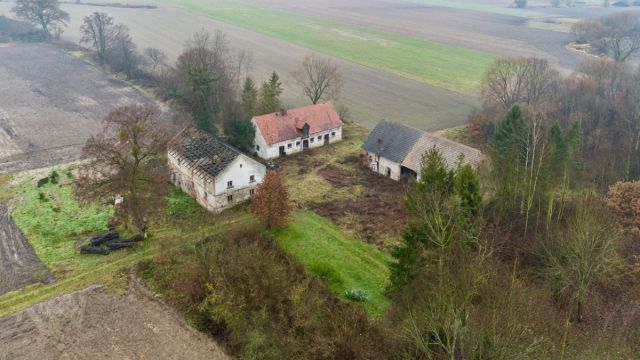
[253,102,343,145]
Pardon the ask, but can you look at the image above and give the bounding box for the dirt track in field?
[0,42,166,174]
[0,2,480,132]
[0,205,55,296]
[0,283,229,360]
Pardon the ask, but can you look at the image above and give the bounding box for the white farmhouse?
[252,102,343,159]
[168,127,266,213]
[362,119,484,181]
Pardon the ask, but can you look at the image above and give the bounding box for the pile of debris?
[80,229,144,255]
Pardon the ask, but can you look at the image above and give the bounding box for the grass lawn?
[274,210,391,317]
[162,0,497,93]
[0,171,235,317]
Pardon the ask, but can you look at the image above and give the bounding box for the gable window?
[227,181,233,189]
[287,143,292,149]
[227,195,233,202]
[249,175,255,183]
[250,189,255,195]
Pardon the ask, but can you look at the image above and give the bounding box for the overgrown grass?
[274,210,391,317]
[0,174,227,317]
[162,0,497,93]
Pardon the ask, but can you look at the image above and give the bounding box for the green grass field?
[409,0,550,18]
[275,210,391,317]
[162,0,497,93]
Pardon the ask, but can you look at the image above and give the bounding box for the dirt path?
[0,282,229,360]
[0,205,55,296]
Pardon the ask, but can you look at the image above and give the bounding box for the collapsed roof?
[168,127,240,182]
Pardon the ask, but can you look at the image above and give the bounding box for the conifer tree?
[240,77,258,120]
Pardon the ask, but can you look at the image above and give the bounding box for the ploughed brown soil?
[311,156,408,247]
[0,42,166,174]
[0,205,55,296]
[0,280,229,360]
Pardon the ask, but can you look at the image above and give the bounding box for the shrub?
[37,177,49,188]
[38,192,48,202]
[345,289,369,302]
[49,170,60,185]
[143,226,387,359]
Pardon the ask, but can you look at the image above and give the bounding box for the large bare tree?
[572,11,640,62]
[480,57,559,110]
[11,0,69,39]
[79,12,128,63]
[291,54,344,104]
[74,105,169,231]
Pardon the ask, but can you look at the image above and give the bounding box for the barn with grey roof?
[362,119,484,181]
[168,127,266,213]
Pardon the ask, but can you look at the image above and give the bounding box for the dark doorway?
[279,145,286,156]
[324,134,330,145]
[386,167,392,177]
[303,139,309,149]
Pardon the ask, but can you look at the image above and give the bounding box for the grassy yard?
[162,0,497,93]
[0,172,232,317]
[275,210,391,317]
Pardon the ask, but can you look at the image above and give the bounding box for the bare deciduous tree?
[74,105,170,231]
[481,57,559,110]
[143,47,167,72]
[79,12,128,63]
[543,192,621,322]
[291,54,344,104]
[572,11,640,62]
[109,28,141,79]
[11,0,69,39]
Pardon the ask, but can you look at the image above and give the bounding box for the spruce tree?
[240,77,258,120]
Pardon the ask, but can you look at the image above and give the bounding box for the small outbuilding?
[168,127,266,213]
[252,102,343,159]
[362,119,484,181]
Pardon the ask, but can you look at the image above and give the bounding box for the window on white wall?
[227,195,233,202]
[249,175,255,183]
[227,181,233,188]
[310,138,315,143]
[331,132,336,137]
[250,189,255,195]
[287,143,292,149]
[296,141,300,147]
